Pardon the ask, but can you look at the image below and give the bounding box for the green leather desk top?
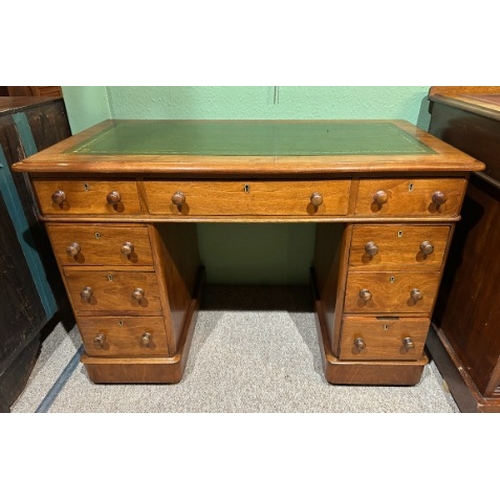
[15,119,485,175]
[67,120,435,156]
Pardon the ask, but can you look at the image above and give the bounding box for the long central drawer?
[144,180,351,216]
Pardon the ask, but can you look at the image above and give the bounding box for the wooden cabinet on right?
[428,86,500,412]
[0,87,63,97]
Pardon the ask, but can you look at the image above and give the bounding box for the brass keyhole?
[243,184,250,193]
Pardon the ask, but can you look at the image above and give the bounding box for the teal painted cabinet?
[0,97,71,411]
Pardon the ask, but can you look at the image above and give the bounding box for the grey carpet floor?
[11,285,459,413]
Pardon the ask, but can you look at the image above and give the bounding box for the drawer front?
[144,180,351,216]
[339,316,429,360]
[78,316,169,357]
[32,179,142,216]
[354,178,466,217]
[46,224,153,267]
[64,270,162,314]
[344,272,441,314]
[348,224,451,271]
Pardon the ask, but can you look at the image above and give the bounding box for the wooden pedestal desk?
[12,120,483,386]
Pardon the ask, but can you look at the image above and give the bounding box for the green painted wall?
[61,86,433,285]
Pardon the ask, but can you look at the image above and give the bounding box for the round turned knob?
[354,337,366,351]
[132,287,145,302]
[420,240,434,255]
[66,242,81,257]
[172,191,186,206]
[364,241,379,256]
[93,333,106,347]
[359,289,372,302]
[106,191,121,204]
[141,332,152,347]
[80,286,93,301]
[432,190,447,206]
[310,192,323,207]
[373,190,389,205]
[403,337,415,350]
[51,190,66,204]
[121,242,134,255]
[410,288,423,301]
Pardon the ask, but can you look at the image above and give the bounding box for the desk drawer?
[348,224,451,271]
[339,316,429,360]
[64,270,162,315]
[344,271,440,314]
[78,316,169,357]
[354,178,466,217]
[144,180,351,216]
[46,224,153,267]
[32,179,142,216]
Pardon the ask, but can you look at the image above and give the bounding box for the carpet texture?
[11,285,459,413]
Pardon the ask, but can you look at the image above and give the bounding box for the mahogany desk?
[12,120,483,386]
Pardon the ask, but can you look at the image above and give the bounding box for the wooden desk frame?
[13,119,484,386]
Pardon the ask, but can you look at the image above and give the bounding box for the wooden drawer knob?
[172,191,186,206]
[310,192,323,207]
[420,241,434,255]
[403,337,415,351]
[93,333,106,347]
[106,191,121,204]
[141,332,152,346]
[359,289,372,301]
[51,190,66,204]
[66,242,81,257]
[373,190,388,205]
[364,241,379,256]
[410,288,423,302]
[80,286,93,301]
[354,337,366,351]
[432,190,447,206]
[121,242,134,255]
[132,287,145,302]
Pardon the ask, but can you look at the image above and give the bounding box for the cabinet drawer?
[144,180,351,216]
[46,224,153,267]
[354,178,466,217]
[78,316,169,357]
[348,224,451,270]
[64,270,162,315]
[344,272,441,314]
[32,179,142,216]
[339,316,429,360]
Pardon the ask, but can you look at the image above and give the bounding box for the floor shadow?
[189,284,323,377]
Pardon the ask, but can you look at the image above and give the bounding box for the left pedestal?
[45,221,202,384]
